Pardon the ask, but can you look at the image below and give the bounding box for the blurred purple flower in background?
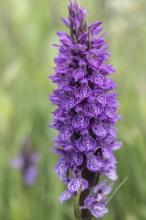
[50,1,122,219]
[11,137,40,186]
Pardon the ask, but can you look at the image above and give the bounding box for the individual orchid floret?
[80,180,113,218]
[50,1,122,219]
[11,137,40,186]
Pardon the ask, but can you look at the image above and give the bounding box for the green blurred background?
[0,0,146,219]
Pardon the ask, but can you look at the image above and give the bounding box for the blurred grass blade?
[106,177,128,206]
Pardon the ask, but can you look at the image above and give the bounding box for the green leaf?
[74,185,82,220]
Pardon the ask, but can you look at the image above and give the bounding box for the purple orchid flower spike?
[11,137,40,186]
[50,1,122,219]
